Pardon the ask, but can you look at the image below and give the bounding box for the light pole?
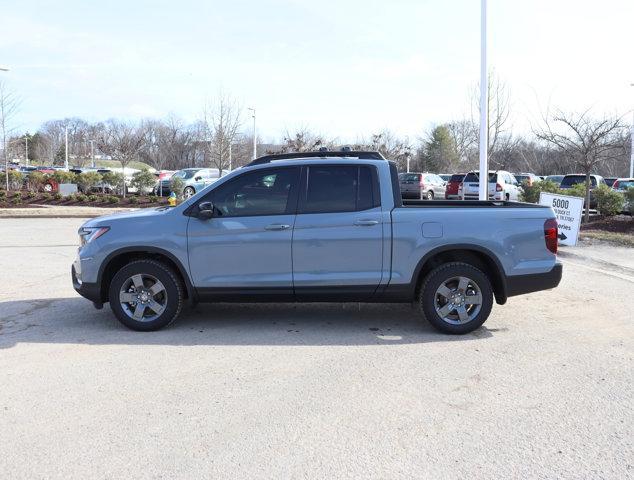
[64,125,69,170]
[630,83,634,178]
[1,65,8,191]
[89,140,95,168]
[24,134,28,166]
[478,0,489,201]
[248,107,256,160]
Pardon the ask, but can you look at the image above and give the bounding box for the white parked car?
[459,170,520,201]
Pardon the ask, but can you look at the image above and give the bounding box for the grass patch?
[580,231,634,247]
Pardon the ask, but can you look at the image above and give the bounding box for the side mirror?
[197,201,214,220]
[194,176,202,181]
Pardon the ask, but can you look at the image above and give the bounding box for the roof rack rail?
[247,150,386,167]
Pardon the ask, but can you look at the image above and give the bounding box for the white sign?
[539,192,584,246]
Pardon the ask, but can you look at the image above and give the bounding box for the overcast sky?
[2,0,633,142]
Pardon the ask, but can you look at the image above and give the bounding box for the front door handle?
[354,219,379,226]
[265,224,291,231]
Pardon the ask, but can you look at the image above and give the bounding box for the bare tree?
[279,127,335,153]
[352,129,412,171]
[446,119,477,164]
[536,108,627,222]
[0,81,21,190]
[201,93,242,173]
[97,120,148,197]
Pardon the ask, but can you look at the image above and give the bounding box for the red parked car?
[445,173,465,200]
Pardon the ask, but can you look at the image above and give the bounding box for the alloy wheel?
[434,276,483,324]
[119,274,167,322]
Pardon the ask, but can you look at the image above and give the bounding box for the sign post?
[539,192,584,246]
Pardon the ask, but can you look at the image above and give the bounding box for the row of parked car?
[399,170,634,203]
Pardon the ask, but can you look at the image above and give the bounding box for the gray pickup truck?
[72,151,562,334]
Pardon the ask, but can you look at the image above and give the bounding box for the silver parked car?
[398,172,446,199]
[156,168,229,198]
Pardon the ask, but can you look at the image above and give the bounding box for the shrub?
[130,170,157,195]
[7,170,24,190]
[10,196,22,205]
[0,190,5,199]
[101,171,125,194]
[41,193,52,201]
[169,176,185,198]
[592,184,624,216]
[65,193,77,202]
[11,191,22,199]
[75,193,87,202]
[565,182,587,198]
[25,191,36,199]
[76,171,103,193]
[107,195,120,204]
[53,192,63,200]
[87,194,98,202]
[27,171,46,192]
[148,195,158,203]
[625,186,634,215]
[52,170,76,185]
[520,180,561,203]
[128,196,139,204]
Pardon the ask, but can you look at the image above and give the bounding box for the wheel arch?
[97,247,195,304]
[411,244,507,304]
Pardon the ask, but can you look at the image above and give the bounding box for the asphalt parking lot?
[0,218,632,479]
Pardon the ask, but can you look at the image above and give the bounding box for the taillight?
[496,183,503,192]
[419,179,425,188]
[544,218,558,254]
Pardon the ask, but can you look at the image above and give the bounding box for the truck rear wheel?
[418,262,493,334]
[108,259,184,331]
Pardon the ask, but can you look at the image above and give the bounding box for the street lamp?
[64,125,69,170]
[478,0,489,201]
[248,107,256,160]
[89,140,95,168]
[630,83,634,178]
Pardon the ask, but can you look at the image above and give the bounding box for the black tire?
[108,259,184,331]
[183,186,196,198]
[426,190,434,200]
[418,262,493,334]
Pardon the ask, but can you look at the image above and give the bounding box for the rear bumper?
[505,262,563,297]
[72,265,102,304]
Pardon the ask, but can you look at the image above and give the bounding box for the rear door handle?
[354,219,379,226]
[265,224,291,231]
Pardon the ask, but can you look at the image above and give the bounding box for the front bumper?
[72,265,102,304]
[505,262,563,297]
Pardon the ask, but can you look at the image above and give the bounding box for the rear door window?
[301,165,379,214]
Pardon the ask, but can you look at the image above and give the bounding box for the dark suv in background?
[559,174,604,209]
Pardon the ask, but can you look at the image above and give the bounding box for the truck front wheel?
[108,259,184,331]
[418,262,493,334]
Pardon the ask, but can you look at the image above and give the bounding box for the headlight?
[79,226,109,246]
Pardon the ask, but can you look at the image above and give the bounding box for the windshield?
[449,174,465,182]
[561,175,597,187]
[174,169,197,180]
[615,180,634,189]
[399,173,420,182]
[463,172,497,183]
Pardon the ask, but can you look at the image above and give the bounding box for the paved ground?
[0,218,632,479]
[0,205,136,218]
